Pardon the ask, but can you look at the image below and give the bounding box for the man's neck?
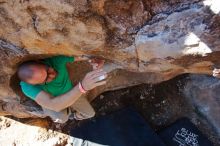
[46,67,57,83]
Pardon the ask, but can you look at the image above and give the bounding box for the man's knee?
[85,107,96,119]
[75,110,95,120]
[88,110,96,118]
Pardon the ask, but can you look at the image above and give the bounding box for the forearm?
[50,84,83,112]
[36,69,107,112]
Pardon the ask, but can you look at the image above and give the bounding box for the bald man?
[18,56,107,123]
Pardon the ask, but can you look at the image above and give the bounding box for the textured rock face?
[183,75,220,135]
[0,0,219,118]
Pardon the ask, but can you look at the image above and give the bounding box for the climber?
[17,55,107,123]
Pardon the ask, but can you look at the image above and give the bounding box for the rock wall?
[183,75,220,135]
[0,0,219,118]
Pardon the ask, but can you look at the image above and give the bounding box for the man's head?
[17,61,48,85]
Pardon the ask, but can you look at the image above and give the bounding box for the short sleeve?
[20,82,42,100]
[50,55,75,64]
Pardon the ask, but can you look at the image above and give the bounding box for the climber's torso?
[20,56,75,100]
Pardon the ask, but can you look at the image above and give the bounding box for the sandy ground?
[0,116,75,146]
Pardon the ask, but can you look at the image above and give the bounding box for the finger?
[94,81,107,86]
[92,75,107,82]
[89,69,104,76]
[93,73,107,81]
[87,69,102,77]
[91,71,107,79]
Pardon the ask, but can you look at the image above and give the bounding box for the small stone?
[100,95,104,99]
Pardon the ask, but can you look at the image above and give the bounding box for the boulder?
[0,0,219,118]
[183,75,220,135]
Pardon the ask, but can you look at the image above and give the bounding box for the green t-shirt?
[20,55,75,100]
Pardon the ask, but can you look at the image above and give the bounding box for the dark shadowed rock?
[183,75,220,135]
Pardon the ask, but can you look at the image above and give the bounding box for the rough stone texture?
[0,0,219,122]
[183,75,220,135]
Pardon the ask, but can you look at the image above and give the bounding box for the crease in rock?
[0,39,28,56]
[31,14,41,37]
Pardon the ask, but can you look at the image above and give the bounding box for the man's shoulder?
[20,81,42,100]
[20,81,29,87]
[20,81,33,87]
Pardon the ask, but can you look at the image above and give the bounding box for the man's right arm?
[35,69,107,112]
[35,85,83,112]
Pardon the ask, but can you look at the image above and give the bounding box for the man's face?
[24,65,48,85]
